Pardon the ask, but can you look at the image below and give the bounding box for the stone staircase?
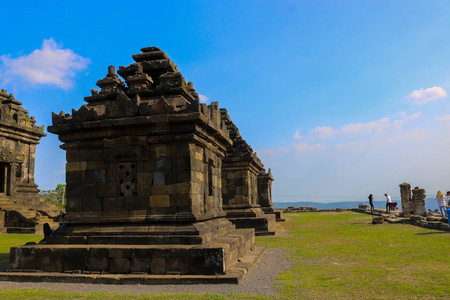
[0,196,62,234]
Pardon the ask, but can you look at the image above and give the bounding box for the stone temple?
[5,47,272,284]
[0,90,61,233]
[220,109,282,235]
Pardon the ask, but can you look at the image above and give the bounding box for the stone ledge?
[255,223,281,236]
[0,245,266,285]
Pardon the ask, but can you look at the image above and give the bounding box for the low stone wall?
[282,206,356,213]
[354,208,450,232]
[282,204,450,232]
[282,206,317,213]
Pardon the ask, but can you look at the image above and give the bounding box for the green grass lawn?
[0,234,42,272]
[0,212,449,299]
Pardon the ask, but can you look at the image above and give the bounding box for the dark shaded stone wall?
[0,90,46,206]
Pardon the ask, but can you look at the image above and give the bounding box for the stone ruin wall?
[399,183,426,217]
[220,109,264,208]
[50,64,230,223]
[0,90,46,201]
[0,89,61,232]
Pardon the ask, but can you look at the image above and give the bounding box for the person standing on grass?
[385,193,392,212]
[436,191,446,218]
[446,191,450,211]
[368,194,374,211]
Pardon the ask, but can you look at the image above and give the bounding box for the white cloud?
[294,143,326,153]
[335,141,368,152]
[436,114,450,122]
[341,117,390,135]
[395,111,407,118]
[405,86,447,105]
[257,142,325,156]
[261,113,421,157]
[0,38,90,89]
[309,126,334,140]
[338,113,421,137]
[199,94,210,103]
[293,129,303,139]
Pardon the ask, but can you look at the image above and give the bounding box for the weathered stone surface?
[373,216,383,224]
[412,188,425,194]
[219,110,280,233]
[0,90,62,232]
[413,206,426,216]
[9,47,263,281]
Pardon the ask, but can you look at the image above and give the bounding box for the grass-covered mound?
[0,212,448,299]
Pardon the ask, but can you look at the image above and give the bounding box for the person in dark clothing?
[368,194,374,211]
[43,223,53,239]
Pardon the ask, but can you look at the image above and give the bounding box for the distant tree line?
[39,183,66,209]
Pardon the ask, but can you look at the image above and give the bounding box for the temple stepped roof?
[0,89,46,137]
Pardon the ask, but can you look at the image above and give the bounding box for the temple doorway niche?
[0,162,11,196]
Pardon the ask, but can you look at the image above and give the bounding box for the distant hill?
[273,200,440,211]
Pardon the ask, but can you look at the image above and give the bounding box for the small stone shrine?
[220,109,278,235]
[258,168,284,221]
[6,47,264,284]
[0,90,60,233]
[399,183,426,216]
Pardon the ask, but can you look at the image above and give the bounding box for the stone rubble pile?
[282,206,317,213]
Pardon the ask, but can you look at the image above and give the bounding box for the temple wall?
[64,139,224,221]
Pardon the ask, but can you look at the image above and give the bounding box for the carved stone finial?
[107,65,116,78]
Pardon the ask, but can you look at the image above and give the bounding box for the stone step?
[255,222,281,236]
[6,227,35,234]
[0,245,266,285]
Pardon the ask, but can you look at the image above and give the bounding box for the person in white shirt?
[444,191,450,218]
[436,191,447,218]
[384,193,392,212]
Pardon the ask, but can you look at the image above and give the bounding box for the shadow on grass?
[415,231,448,235]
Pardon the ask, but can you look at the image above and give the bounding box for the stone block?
[150,195,170,207]
[137,172,152,195]
[109,248,132,258]
[413,206,426,216]
[174,195,191,207]
[82,197,102,211]
[131,258,151,273]
[103,197,123,211]
[373,216,383,224]
[65,150,84,163]
[85,257,108,271]
[151,185,169,195]
[151,257,166,275]
[166,257,189,274]
[413,199,426,206]
[66,197,82,211]
[87,161,106,170]
[412,194,426,200]
[176,156,191,171]
[156,157,172,172]
[155,144,170,156]
[164,172,175,185]
[37,256,63,272]
[153,172,165,185]
[85,170,106,183]
[402,202,414,211]
[412,188,425,194]
[66,162,87,172]
[194,151,203,161]
[66,171,84,183]
[176,171,190,183]
[174,182,191,194]
[62,249,88,271]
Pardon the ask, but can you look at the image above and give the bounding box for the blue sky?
[2,0,450,202]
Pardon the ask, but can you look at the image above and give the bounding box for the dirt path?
[0,248,290,296]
